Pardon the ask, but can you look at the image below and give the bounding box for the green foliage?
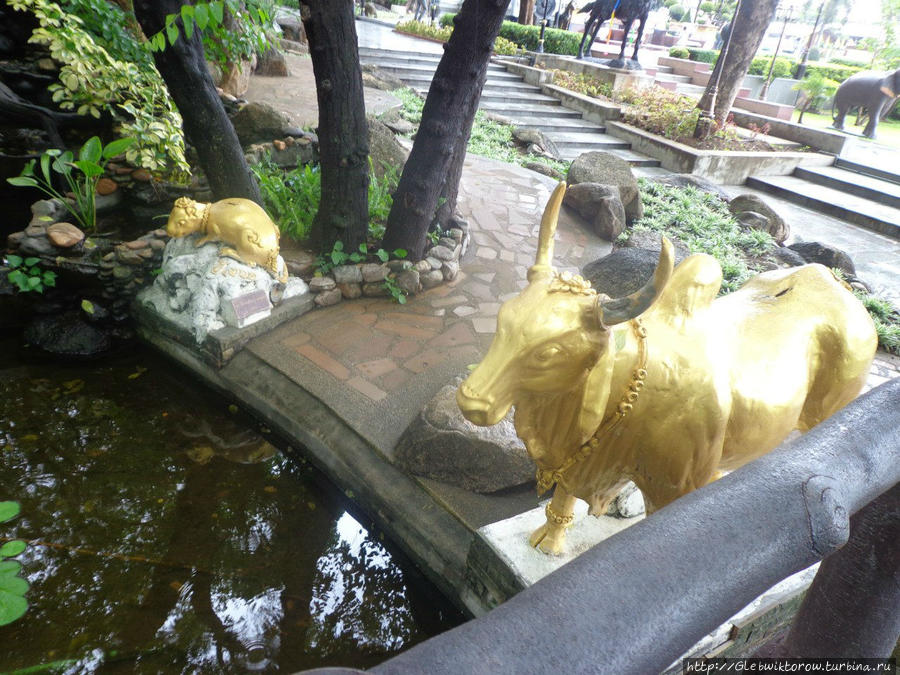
[699,1,716,13]
[394,86,425,125]
[749,56,794,79]
[252,157,319,241]
[8,136,134,232]
[147,0,275,69]
[630,180,775,293]
[6,255,57,294]
[395,19,453,41]
[687,48,718,64]
[8,0,188,176]
[498,21,583,56]
[668,46,690,59]
[315,241,407,278]
[803,61,865,84]
[856,293,900,354]
[0,501,29,627]
[551,70,613,99]
[618,87,702,142]
[793,72,839,117]
[383,275,408,304]
[667,4,687,21]
[493,35,521,56]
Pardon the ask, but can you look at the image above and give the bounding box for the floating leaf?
[127,366,147,380]
[0,502,20,524]
[81,299,94,315]
[0,541,26,558]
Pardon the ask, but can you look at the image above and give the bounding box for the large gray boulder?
[563,183,626,240]
[567,151,642,223]
[728,193,789,244]
[230,102,293,146]
[513,127,562,160]
[621,228,691,262]
[368,118,409,180]
[788,241,856,277]
[394,382,534,493]
[582,247,687,298]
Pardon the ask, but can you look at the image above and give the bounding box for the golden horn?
[597,237,675,326]
[528,182,567,282]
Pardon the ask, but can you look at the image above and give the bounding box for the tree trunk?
[301,0,369,253]
[382,0,508,260]
[695,0,777,135]
[518,0,535,25]
[133,0,261,204]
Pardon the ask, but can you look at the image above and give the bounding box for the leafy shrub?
[6,255,57,293]
[552,70,613,99]
[618,87,701,142]
[857,293,900,354]
[749,56,794,79]
[439,14,583,55]
[803,61,864,84]
[9,0,189,176]
[688,48,719,64]
[493,35,521,56]
[395,19,452,42]
[0,501,29,627]
[668,46,690,59]
[828,56,869,68]
[668,3,687,21]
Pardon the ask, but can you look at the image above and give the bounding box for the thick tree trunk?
[695,0,777,134]
[382,0,508,260]
[518,0,535,25]
[301,0,369,253]
[133,0,261,204]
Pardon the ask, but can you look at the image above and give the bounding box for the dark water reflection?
[0,341,460,673]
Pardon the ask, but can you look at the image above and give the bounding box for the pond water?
[0,339,461,673]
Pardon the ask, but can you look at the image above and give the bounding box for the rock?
[217,59,252,98]
[429,245,455,261]
[384,118,415,135]
[231,101,293,146]
[385,259,412,272]
[7,231,24,250]
[332,264,363,284]
[25,222,47,238]
[735,211,770,233]
[268,141,315,168]
[362,282,388,296]
[255,47,289,76]
[368,118,409,179]
[395,269,421,294]
[772,246,806,267]
[95,177,117,195]
[394,382,534,493]
[24,311,111,357]
[425,256,442,270]
[31,198,68,221]
[442,260,459,281]
[309,276,336,292]
[131,168,152,182]
[364,1,377,17]
[420,269,444,289]
[621,229,690,262]
[314,287,343,306]
[338,282,362,299]
[361,64,405,91]
[583,248,674,297]
[524,161,566,181]
[513,127,561,159]
[563,183,626,240]
[787,241,856,277]
[414,259,431,274]
[567,151,642,223]
[360,263,387,283]
[46,222,84,249]
[449,216,469,233]
[650,174,731,201]
[728,193,789,244]
[124,239,150,250]
[18,235,56,257]
[606,482,646,518]
[277,16,307,44]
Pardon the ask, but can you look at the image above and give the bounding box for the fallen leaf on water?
[169,581,183,592]
[264,486,277,493]
[63,379,84,393]
[307,502,316,511]
[127,366,148,380]
[22,434,39,442]
[227,404,238,414]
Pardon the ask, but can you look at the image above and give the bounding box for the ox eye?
[535,345,561,362]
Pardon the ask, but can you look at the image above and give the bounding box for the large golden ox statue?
[457,184,877,554]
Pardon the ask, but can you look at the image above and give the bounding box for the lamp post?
[795,1,824,80]
[760,3,792,100]
[694,0,744,138]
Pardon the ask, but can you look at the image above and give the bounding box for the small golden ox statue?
[457,184,877,554]
[166,196,287,282]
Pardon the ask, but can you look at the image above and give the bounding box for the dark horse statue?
[576,0,661,68]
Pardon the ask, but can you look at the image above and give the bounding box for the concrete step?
[363,61,521,82]
[479,101,583,118]
[515,119,606,133]
[545,131,631,150]
[794,166,900,211]
[675,82,707,97]
[655,65,674,74]
[559,145,661,166]
[746,174,900,240]
[359,49,512,75]
[834,158,900,186]
[654,73,693,84]
[397,74,543,92]
[479,90,562,105]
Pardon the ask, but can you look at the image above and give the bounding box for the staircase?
[358,46,662,172]
[747,158,900,240]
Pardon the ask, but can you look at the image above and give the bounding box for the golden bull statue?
[166,196,287,282]
[457,183,877,555]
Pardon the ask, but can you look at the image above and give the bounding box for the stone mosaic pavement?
[249,157,611,456]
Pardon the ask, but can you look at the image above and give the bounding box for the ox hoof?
[529,523,567,555]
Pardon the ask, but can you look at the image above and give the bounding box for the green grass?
[391,87,570,175]
[793,110,900,151]
[626,180,776,293]
[627,180,900,353]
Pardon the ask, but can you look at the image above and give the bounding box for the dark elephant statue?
[832,67,900,139]
[576,0,661,68]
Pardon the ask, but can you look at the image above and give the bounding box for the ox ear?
[528,182,566,282]
[595,237,675,327]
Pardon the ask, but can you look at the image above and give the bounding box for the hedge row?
[667,46,867,84]
[439,13,583,55]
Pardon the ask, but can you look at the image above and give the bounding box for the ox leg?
[529,488,577,555]
[618,19,632,61]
